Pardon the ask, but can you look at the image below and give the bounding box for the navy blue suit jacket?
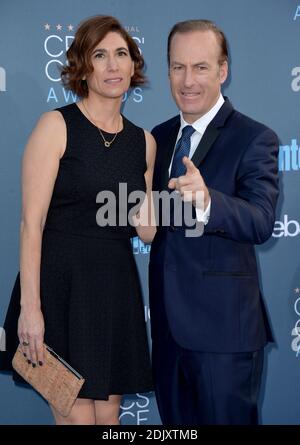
[149,98,279,352]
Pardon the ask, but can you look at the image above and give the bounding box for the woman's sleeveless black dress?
[0,103,153,399]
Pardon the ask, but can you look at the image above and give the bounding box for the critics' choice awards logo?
[291,287,300,356]
[119,393,151,424]
[43,23,144,104]
[291,6,300,91]
[279,139,300,171]
[293,5,300,20]
[0,67,6,92]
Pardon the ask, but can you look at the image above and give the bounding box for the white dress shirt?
[168,94,225,224]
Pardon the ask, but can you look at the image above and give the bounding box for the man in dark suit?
[149,19,279,425]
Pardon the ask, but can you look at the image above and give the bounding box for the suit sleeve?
[205,128,279,244]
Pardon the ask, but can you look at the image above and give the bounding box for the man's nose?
[183,68,195,87]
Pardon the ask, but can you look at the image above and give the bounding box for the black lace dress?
[0,103,153,399]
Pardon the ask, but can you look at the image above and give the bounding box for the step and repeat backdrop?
[0,0,299,425]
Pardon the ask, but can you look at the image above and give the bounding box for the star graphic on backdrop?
[68,24,74,31]
[56,24,62,31]
[295,288,300,294]
[44,23,50,30]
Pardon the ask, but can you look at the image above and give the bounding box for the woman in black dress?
[0,15,156,424]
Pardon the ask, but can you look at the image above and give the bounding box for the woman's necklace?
[81,100,121,148]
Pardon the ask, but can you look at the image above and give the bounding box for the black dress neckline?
[73,101,126,136]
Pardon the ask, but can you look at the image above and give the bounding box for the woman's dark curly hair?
[61,15,146,97]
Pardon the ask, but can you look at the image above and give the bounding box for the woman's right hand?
[18,307,45,367]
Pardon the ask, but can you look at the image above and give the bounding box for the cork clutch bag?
[12,344,85,417]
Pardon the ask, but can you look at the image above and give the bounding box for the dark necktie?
[170,125,196,178]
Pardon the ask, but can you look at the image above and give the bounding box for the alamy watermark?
[96,183,205,237]
[0,327,6,351]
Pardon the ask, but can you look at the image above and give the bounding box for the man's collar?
[179,94,225,135]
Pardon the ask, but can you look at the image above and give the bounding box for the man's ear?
[219,60,228,84]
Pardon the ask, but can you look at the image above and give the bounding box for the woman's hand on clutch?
[18,307,45,367]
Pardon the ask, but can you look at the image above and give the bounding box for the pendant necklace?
[81,100,121,148]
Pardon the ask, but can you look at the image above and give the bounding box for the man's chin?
[181,109,205,122]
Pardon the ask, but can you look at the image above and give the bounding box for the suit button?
[213,228,225,234]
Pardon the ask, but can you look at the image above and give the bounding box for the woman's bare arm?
[18,110,66,366]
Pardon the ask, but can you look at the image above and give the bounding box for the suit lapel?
[159,98,235,187]
[191,98,235,168]
[191,124,220,167]
[160,119,180,190]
